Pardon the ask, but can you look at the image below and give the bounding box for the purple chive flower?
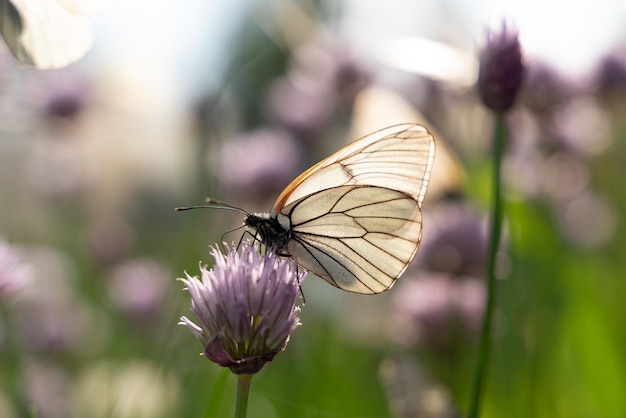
[212,127,303,202]
[179,241,305,375]
[390,273,485,351]
[0,240,33,304]
[478,24,524,113]
[107,258,170,323]
[594,50,626,101]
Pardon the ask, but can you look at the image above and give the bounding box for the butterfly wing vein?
[272,124,435,213]
[0,0,92,68]
[282,185,423,294]
[266,123,435,294]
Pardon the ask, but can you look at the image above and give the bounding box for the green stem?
[234,374,253,418]
[1,307,30,417]
[468,115,506,418]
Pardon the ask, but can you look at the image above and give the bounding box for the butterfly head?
[245,213,292,250]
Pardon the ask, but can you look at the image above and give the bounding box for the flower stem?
[234,374,253,418]
[468,115,506,418]
[0,307,30,417]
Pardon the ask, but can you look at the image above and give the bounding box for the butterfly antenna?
[176,200,252,244]
[174,199,250,216]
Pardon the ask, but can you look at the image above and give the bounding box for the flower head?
[478,23,524,113]
[212,127,302,202]
[594,50,626,102]
[108,258,170,323]
[179,241,305,375]
[0,239,33,305]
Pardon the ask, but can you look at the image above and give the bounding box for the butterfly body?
[245,212,293,250]
[242,123,436,294]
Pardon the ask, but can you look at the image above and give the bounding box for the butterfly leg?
[236,230,260,250]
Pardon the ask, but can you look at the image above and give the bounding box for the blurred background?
[1,0,626,417]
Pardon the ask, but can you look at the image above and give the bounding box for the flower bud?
[478,24,524,113]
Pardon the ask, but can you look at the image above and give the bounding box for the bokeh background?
[1,0,626,417]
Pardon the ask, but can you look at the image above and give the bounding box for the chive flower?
[478,23,524,113]
[179,241,305,375]
[0,239,33,305]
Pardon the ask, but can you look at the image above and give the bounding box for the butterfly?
[180,123,435,294]
[0,0,93,69]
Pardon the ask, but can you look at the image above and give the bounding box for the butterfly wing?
[272,123,435,213]
[278,185,423,294]
[0,0,92,69]
[273,124,435,294]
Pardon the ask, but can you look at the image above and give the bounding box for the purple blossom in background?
[39,75,91,124]
[265,31,370,142]
[389,200,489,352]
[265,75,335,140]
[0,240,33,304]
[390,273,485,351]
[11,246,104,357]
[416,200,488,278]
[179,241,305,375]
[594,49,626,102]
[24,361,72,418]
[107,258,170,323]
[520,62,576,118]
[212,127,302,202]
[478,24,524,113]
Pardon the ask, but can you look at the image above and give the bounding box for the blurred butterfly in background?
[179,123,435,294]
[0,0,94,69]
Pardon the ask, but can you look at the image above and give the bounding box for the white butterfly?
[181,123,435,294]
[0,0,93,69]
